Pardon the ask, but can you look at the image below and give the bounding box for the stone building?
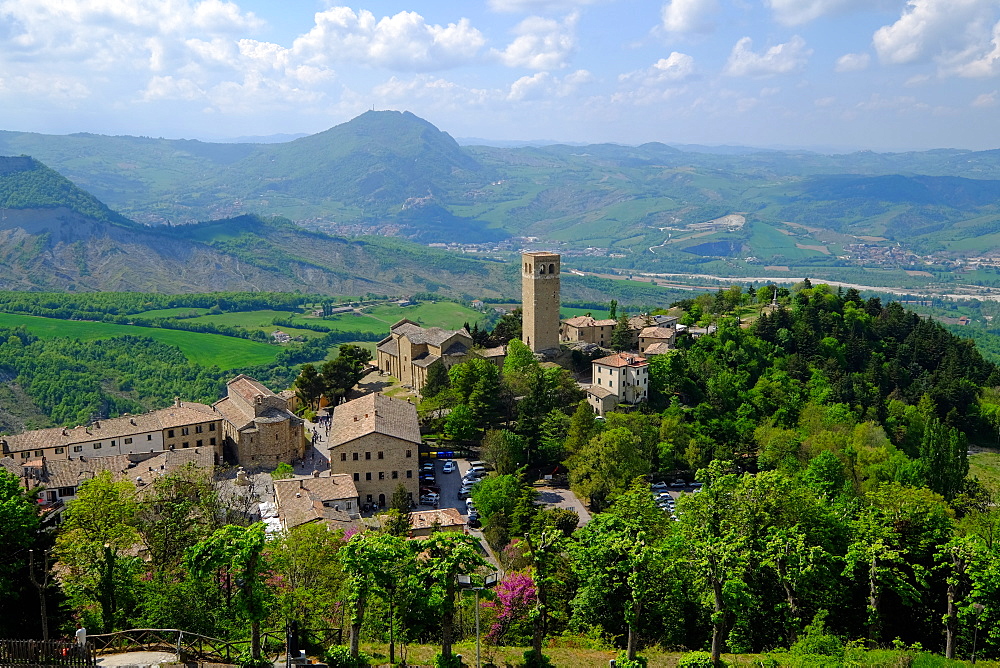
[639,326,677,353]
[586,352,650,416]
[560,315,617,346]
[375,319,473,392]
[521,251,561,353]
[213,375,305,466]
[328,393,421,509]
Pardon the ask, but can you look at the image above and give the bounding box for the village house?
[406,507,466,538]
[327,393,421,510]
[638,326,677,353]
[375,319,473,392]
[0,375,304,469]
[272,471,360,532]
[586,352,650,416]
[560,315,617,346]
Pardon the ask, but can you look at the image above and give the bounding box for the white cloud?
[765,0,870,26]
[814,96,836,107]
[972,90,998,106]
[873,0,1000,76]
[835,52,870,72]
[488,0,607,12]
[661,0,717,33]
[291,8,485,71]
[493,13,578,69]
[506,68,593,100]
[620,53,696,84]
[724,36,812,77]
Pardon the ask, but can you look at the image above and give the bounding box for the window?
[182,442,189,449]
[377,451,384,459]
[210,438,216,446]
[406,470,412,478]
[379,472,385,480]
[20,452,29,459]
[392,471,398,479]
[34,449,43,456]
[196,440,203,447]
[341,453,347,461]
[55,447,64,454]
[58,486,75,497]
[365,452,371,460]
[93,443,102,449]
[196,425,203,433]
[110,440,116,447]
[406,449,412,458]
[353,453,359,461]
[346,502,352,510]
[124,438,132,444]
[147,435,152,441]
[209,423,216,431]
[73,446,83,453]
[168,429,175,438]
[365,472,372,480]
[353,472,359,481]
[181,427,189,436]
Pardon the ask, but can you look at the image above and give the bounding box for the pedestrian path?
[97,651,178,667]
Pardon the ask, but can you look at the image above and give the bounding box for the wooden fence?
[0,639,96,667]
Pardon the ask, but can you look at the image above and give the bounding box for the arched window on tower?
[539,264,546,274]
[549,263,555,274]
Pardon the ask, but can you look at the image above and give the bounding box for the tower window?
[539,264,545,274]
[549,263,555,274]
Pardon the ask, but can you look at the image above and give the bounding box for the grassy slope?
[0,312,279,368]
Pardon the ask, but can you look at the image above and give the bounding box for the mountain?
[4,111,1000,286]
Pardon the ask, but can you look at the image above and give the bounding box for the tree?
[918,418,968,502]
[444,404,477,443]
[471,474,523,523]
[56,471,141,633]
[320,345,373,406]
[422,362,451,398]
[568,427,651,511]
[186,524,270,659]
[609,300,618,321]
[294,363,324,410]
[611,315,633,352]
[482,429,527,475]
[0,470,41,634]
[268,523,347,631]
[417,532,487,659]
[272,462,295,480]
[134,463,218,569]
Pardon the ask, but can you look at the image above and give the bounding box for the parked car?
[467,514,481,528]
[419,493,440,505]
[458,486,474,499]
[421,461,436,472]
[650,481,669,492]
[442,460,456,473]
[420,472,436,483]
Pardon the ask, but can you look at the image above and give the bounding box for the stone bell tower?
[521,251,561,353]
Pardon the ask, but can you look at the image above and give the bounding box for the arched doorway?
[378,493,386,508]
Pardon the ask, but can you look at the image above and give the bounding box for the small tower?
[521,251,561,353]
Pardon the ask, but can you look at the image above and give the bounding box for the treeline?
[0,328,227,427]
[0,290,312,319]
[0,157,130,225]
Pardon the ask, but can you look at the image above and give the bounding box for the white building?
[586,352,649,416]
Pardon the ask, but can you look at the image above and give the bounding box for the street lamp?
[458,572,499,668]
[972,602,985,665]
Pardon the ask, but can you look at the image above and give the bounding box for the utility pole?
[28,549,52,641]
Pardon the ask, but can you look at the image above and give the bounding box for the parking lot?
[416,456,479,519]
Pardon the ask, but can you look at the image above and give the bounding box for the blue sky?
[0,0,998,150]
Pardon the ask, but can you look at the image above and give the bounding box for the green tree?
[268,522,346,631]
[294,363,324,410]
[417,532,487,660]
[482,429,527,475]
[422,362,451,398]
[272,462,295,480]
[186,524,270,658]
[470,474,523,523]
[444,404,477,443]
[918,418,968,502]
[0,469,41,632]
[611,315,633,352]
[568,427,651,511]
[55,471,141,632]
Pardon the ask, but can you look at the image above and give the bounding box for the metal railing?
[0,639,96,667]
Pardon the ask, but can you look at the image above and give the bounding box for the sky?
[1,0,999,151]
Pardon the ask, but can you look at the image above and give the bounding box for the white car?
[442,460,456,473]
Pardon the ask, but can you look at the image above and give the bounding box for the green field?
[321,301,485,335]
[0,313,281,369]
[560,307,611,319]
[970,450,1000,492]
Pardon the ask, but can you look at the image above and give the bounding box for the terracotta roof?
[124,448,215,488]
[479,345,506,358]
[593,352,648,368]
[639,326,676,339]
[329,394,421,448]
[274,474,359,529]
[643,342,673,355]
[228,374,276,404]
[213,396,255,430]
[563,315,595,327]
[408,507,465,530]
[587,385,616,399]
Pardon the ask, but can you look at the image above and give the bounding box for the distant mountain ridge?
[4,111,1000,280]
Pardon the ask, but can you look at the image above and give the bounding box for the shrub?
[434,652,464,668]
[790,612,844,660]
[323,645,371,668]
[521,649,554,668]
[678,651,723,667]
[615,652,648,668]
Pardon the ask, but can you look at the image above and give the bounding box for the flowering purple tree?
[485,571,536,645]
